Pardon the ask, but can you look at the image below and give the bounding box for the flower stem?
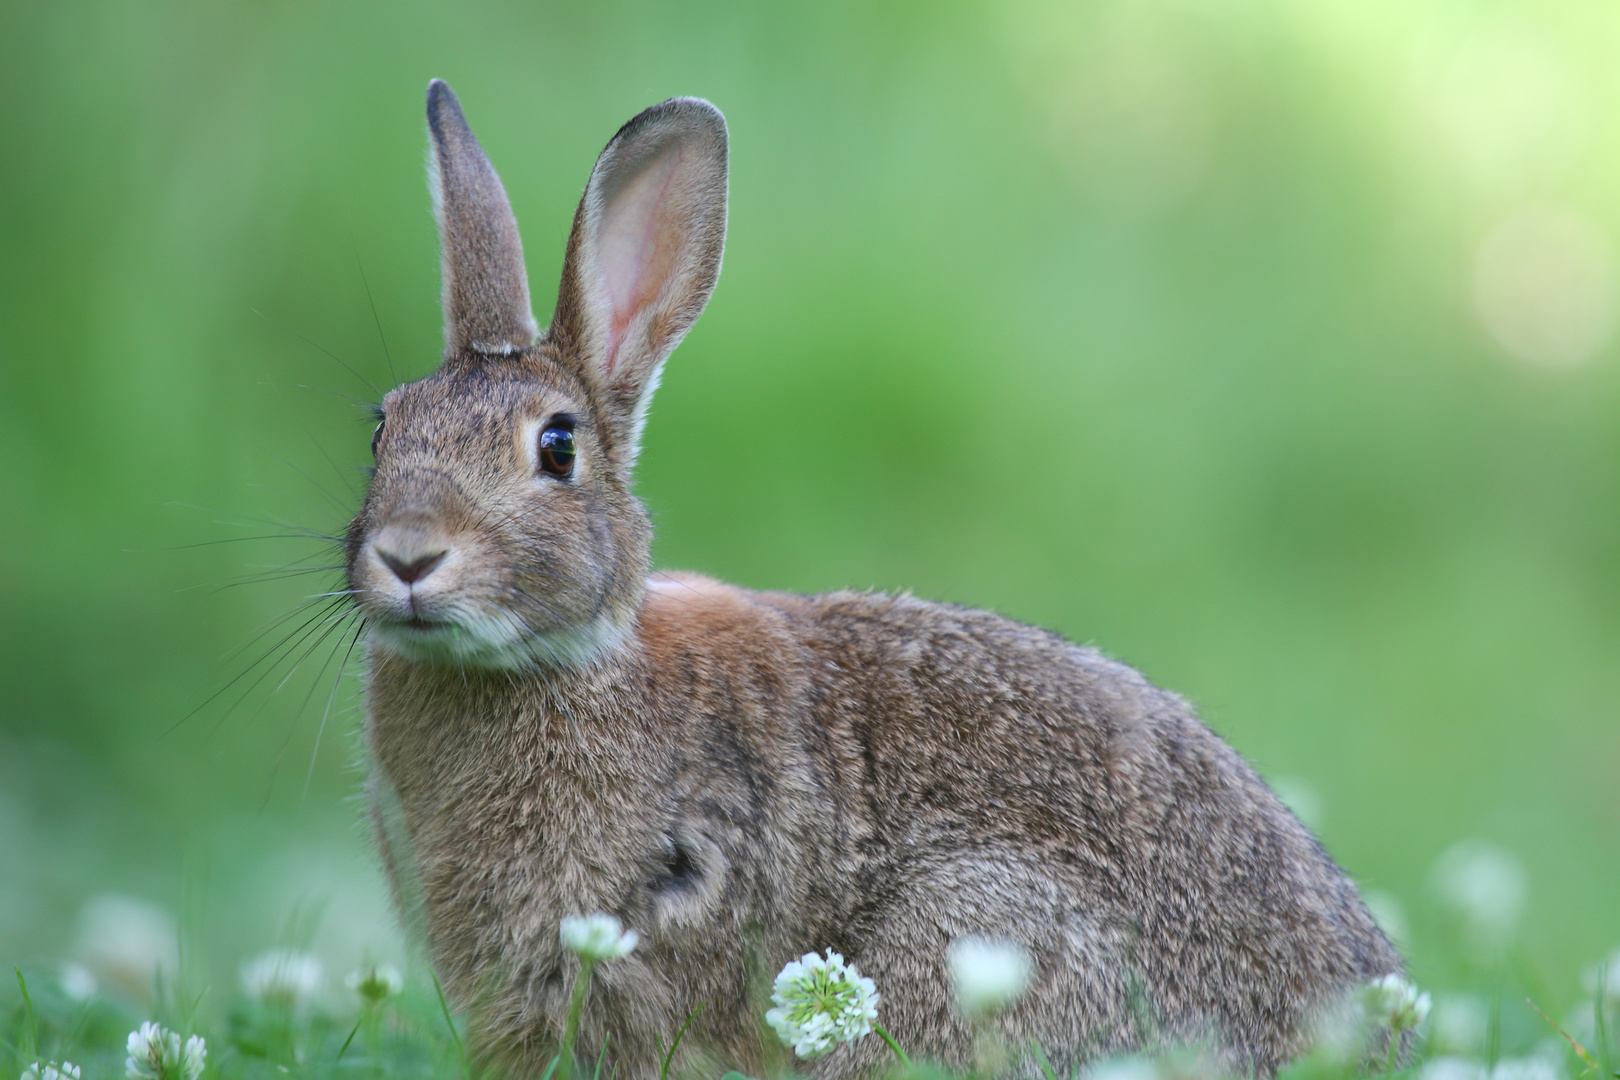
[558,959,596,1080]
[873,1024,912,1069]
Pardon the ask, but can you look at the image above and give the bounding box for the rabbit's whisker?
[171,596,352,740]
[250,306,383,399]
[300,620,368,808]
[350,235,400,389]
[240,606,363,804]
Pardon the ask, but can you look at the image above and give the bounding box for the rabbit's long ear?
[427,79,539,358]
[552,98,728,463]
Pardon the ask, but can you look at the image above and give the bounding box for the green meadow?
[1,0,1616,1076]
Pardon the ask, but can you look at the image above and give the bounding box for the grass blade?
[660,1002,704,1080]
[433,972,468,1080]
[15,968,38,1062]
[1031,1040,1061,1080]
[335,1014,364,1061]
[1527,997,1599,1072]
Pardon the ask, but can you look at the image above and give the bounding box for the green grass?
[6,876,1618,1080]
[1,0,1618,1074]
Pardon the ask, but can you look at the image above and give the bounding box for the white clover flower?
[559,913,638,962]
[58,962,98,1001]
[240,949,323,1010]
[948,936,1032,1018]
[1083,1056,1162,1080]
[1419,1058,1488,1080]
[1579,946,1620,1001]
[76,895,179,999]
[1431,994,1489,1055]
[22,1063,82,1080]
[765,950,880,1059]
[180,1036,206,1080]
[1431,842,1526,959]
[345,963,405,1002]
[127,1021,172,1080]
[125,1022,206,1080]
[1489,1056,1564,1080]
[1366,974,1431,1032]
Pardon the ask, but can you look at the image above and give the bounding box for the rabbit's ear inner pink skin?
[551,97,729,466]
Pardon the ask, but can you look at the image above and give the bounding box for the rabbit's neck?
[364,643,676,988]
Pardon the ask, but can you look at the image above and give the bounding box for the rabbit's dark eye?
[538,425,576,478]
[371,420,384,457]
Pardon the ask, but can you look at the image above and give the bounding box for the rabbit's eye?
[371,420,384,457]
[538,425,576,478]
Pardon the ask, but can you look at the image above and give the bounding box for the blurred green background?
[1,0,1616,1020]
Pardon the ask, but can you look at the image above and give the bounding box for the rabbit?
[349,80,1403,1080]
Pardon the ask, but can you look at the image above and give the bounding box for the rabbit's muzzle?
[376,543,447,586]
[353,469,504,656]
[353,458,631,670]
[357,518,470,640]
[369,517,453,598]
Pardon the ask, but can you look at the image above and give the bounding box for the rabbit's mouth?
[370,609,460,643]
[401,615,448,633]
[366,600,633,671]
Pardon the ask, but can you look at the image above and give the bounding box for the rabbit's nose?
[377,547,448,585]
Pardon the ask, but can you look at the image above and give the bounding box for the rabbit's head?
[345,81,728,669]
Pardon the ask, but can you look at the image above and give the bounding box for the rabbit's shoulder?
[639,571,804,676]
[639,580,1243,800]
[640,579,1200,750]
[637,578,1296,820]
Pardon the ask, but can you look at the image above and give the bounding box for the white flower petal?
[949,937,1033,1017]
[559,914,639,962]
[766,948,882,1058]
[240,949,323,1010]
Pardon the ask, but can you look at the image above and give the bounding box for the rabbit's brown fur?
[351,82,1401,1080]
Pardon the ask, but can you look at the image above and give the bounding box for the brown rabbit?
[350,80,1401,1080]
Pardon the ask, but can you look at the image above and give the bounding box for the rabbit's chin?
[366,608,631,672]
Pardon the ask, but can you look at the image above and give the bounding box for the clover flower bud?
[346,963,405,1003]
[1415,1058,1486,1080]
[180,1036,206,1080]
[125,1023,206,1080]
[1366,974,1431,1032]
[1084,1057,1163,1080]
[559,913,639,962]
[22,1063,82,1080]
[765,950,880,1059]
[241,949,323,1010]
[1430,994,1489,1055]
[58,963,97,1001]
[949,936,1032,1018]
[1431,842,1526,960]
